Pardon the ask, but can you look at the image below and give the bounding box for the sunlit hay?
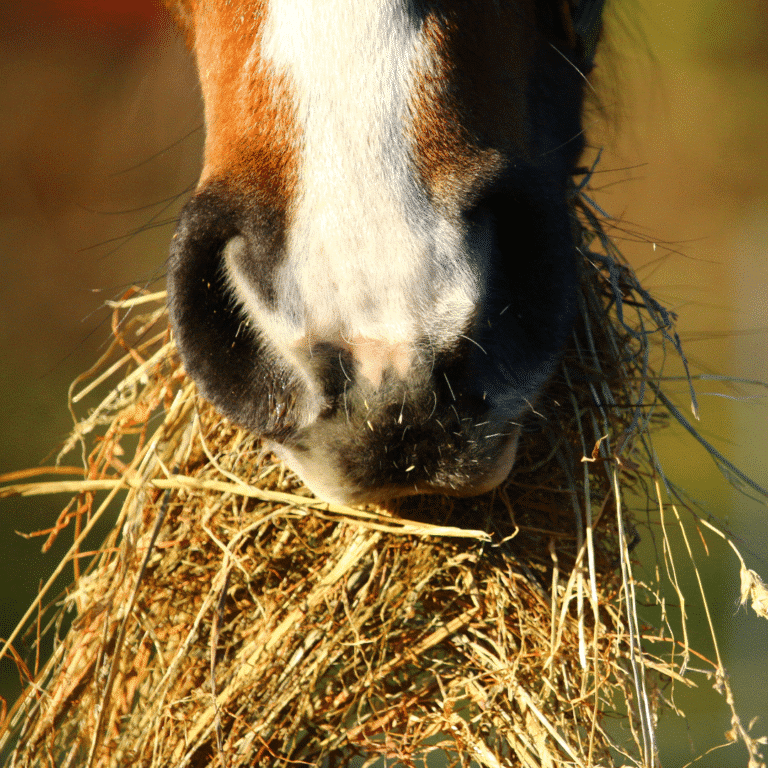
[1,193,767,768]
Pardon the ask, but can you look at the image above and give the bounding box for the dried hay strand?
[1,194,767,768]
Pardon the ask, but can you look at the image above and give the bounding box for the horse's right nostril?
[167,187,307,443]
[168,197,239,373]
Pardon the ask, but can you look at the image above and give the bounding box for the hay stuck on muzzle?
[1,197,766,768]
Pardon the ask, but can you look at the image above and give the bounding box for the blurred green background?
[592,2,768,763]
[0,1,766,765]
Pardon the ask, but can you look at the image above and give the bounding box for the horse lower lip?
[269,423,520,506]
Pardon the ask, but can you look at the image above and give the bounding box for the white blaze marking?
[227,0,486,397]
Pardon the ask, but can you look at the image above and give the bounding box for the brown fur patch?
[177,0,300,211]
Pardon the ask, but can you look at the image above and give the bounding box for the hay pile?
[1,196,766,768]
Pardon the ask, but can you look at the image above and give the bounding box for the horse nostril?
[221,232,281,310]
[222,234,247,268]
[167,187,308,442]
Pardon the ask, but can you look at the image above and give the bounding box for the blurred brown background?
[1,1,766,765]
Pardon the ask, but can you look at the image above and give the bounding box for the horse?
[165,0,606,505]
